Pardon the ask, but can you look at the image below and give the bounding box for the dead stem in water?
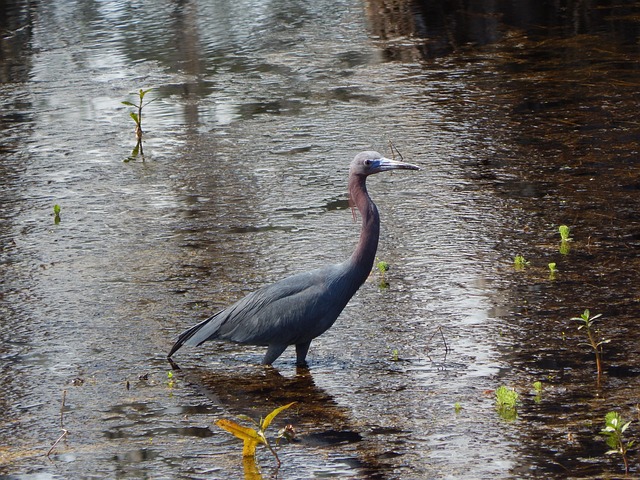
[47,390,68,458]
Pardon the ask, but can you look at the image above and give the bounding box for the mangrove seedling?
[513,255,529,271]
[122,88,155,160]
[166,371,175,389]
[216,402,296,467]
[600,411,635,474]
[376,257,389,288]
[558,225,571,255]
[548,262,557,280]
[391,348,399,362]
[533,381,543,403]
[571,309,610,380]
[558,225,571,242]
[53,204,61,224]
[496,385,518,421]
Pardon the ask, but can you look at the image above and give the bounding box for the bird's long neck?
[347,174,380,285]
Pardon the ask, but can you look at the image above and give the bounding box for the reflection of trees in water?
[364,1,640,478]
[0,1,34,83]
[365,0,640,60]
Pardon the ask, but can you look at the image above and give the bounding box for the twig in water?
[47,429,68,458]
[439,326,450,354]
[425,326,450,355]
[387,140,404,162]
[47,390,68,458]
[60,389,66,428]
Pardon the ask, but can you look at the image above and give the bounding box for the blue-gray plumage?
[168,151,419,366]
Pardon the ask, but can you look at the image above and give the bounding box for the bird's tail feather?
[167,312,220,357]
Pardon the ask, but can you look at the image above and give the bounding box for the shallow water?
[1,1,639,478]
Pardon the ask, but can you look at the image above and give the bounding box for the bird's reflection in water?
[170,360,392,479]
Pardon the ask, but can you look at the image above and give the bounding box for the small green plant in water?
[53,204,61,224]
[376,257,390,288]
[216,402,296,467]
[558,225,571,255]
[376,259,389,276]
[533,381,543,403]
[166,371,175,389]
[571,309,609,380]
[122,88,155,160]
[513,255,529,271]
[391,348,399,362]
[454,402,462,414]
[548,262,557,280]
[495,386,518,421]
[600,411,635,474]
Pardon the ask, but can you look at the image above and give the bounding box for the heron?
[168,151,419,366]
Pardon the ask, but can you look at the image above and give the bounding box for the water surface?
[1,1,639,478]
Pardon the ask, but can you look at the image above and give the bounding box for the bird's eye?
[364,159,373,166]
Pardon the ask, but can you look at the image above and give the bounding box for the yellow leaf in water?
[241,439,258,457]
[261,402,296,431]
[215,419,265,457]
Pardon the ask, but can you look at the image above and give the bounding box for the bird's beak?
[376,157,421,172]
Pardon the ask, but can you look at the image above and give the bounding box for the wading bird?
[168,151,419,366]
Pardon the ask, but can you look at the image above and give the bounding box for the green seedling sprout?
[558,225,571,255]
[533,381,543,403]
[454,402,462,414]
[122,88,155,160]
[600,411,635,474]
[166,371,176,389]
[376,257,389,288]
[548,262,557,280]
[570,309,609,381]
[558,225,571,242]
[216,402,296,467]
[53,204,61,224]
[513,255,529,271]
[495,386,518,421]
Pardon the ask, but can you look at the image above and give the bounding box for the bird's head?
[350,151,420,177]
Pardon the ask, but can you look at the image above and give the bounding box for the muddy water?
[1,1,639,479]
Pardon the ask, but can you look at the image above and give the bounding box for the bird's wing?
[216,267,338,345]
[181,265,343,349]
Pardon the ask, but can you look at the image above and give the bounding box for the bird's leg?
[262,344,288,366]
[295,341,311,367]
